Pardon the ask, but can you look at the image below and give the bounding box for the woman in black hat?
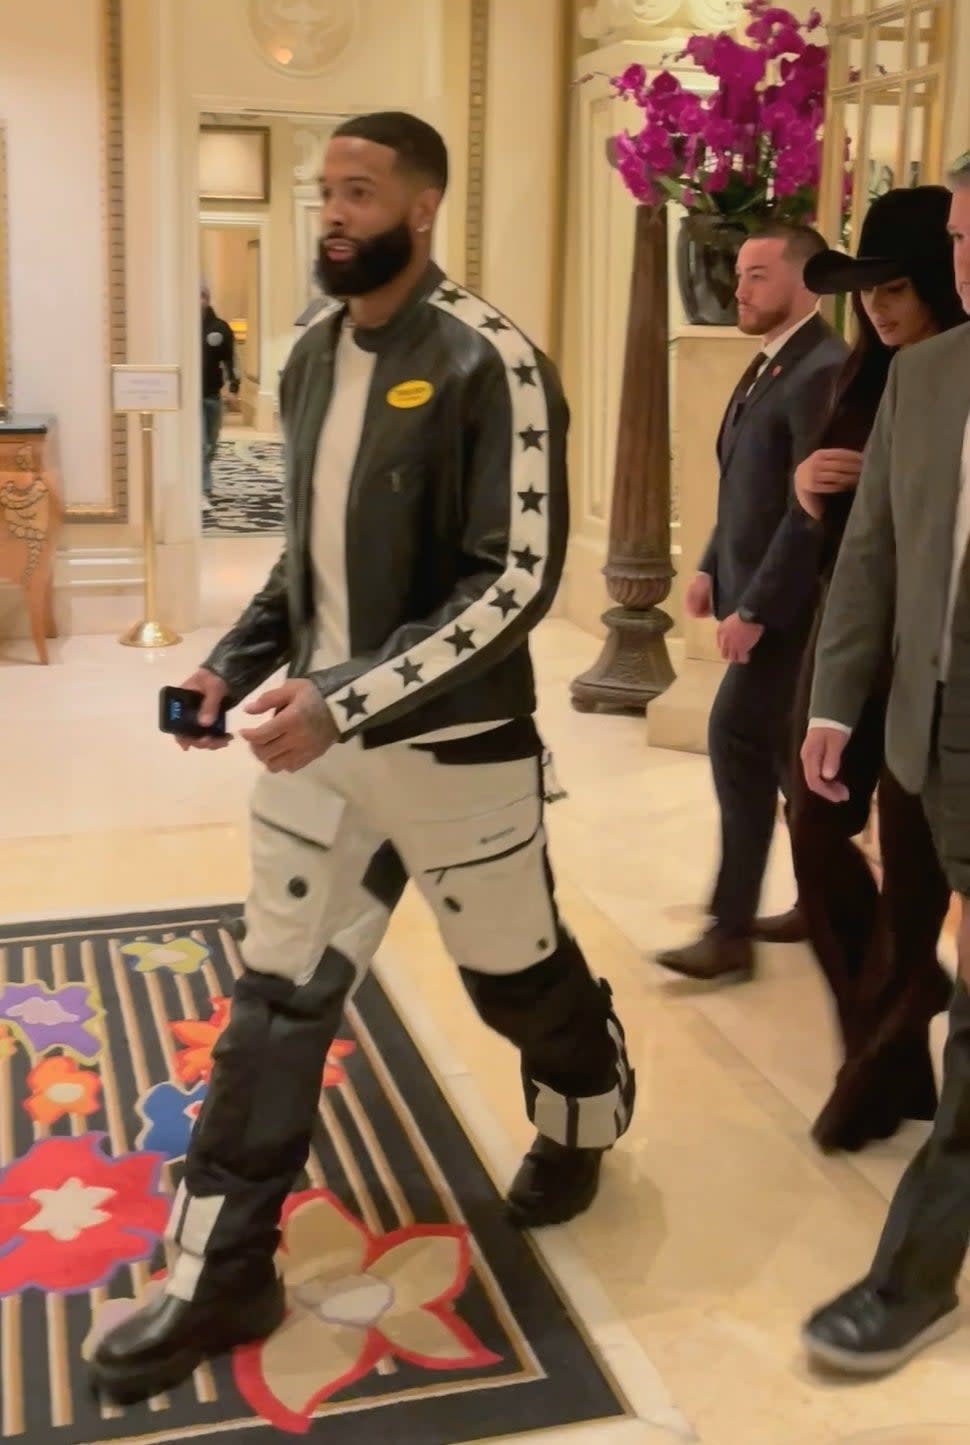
[788,186,965,1153]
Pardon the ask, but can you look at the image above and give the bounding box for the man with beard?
[656,225,847,983]
[88,111,635,1405]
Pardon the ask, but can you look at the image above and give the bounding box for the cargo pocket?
[404,792,559,976]
[243,768,347,984]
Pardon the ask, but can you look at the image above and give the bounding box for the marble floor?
[1,605,969,1445]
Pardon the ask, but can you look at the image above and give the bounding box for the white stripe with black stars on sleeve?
[328,281,551,733]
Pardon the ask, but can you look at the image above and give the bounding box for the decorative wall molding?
[465,0,489,293]
[247,0,358,78]
[70,0,128,523]
[579,0,740,43]
[292,121,338,183]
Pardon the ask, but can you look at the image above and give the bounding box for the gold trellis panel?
[817,0,953,262]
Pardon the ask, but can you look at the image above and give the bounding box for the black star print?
[490,587,521,618]
[513,545,542,575]
[480,313,510,333]
[438,285,466,305]
[519,425,546,451]
[445,625,476,655]
[395,656,424,688]
[337,688,368,720]
[512,361,536,388]
[518,487,546,514]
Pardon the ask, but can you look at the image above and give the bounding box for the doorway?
[199,213,283,537]
[195,111,338,622]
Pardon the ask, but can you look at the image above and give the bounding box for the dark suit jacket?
[700,314,849,633]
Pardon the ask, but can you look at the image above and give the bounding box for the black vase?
[676,214,747,327]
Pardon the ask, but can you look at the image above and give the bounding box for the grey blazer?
[810,321,970,795]
[700,314,848,632]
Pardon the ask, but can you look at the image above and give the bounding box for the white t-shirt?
[310,323,376,672]
[308,321,504,744]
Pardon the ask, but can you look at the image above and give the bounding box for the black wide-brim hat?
[805,184,953,295]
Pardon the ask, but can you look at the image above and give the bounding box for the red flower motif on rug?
[321,1038,355,1088]
[171,998,355,1090]
[0,1134,167,1297]
[233,1190,500,1434]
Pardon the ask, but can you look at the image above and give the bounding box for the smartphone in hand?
[158,686,228,739]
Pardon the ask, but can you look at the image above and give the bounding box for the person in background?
[656,224,847,985]
[201,282,239,501]
[787,188,964,1156]
[801,165,970,1376]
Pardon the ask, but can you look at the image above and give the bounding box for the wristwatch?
[737,605,760,625]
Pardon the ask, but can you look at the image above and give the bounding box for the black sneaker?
[802,1279,960,1375]
[90,1274,286,1405]
[505,1135,603,1228]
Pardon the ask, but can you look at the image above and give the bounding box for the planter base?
[570,606,675,714]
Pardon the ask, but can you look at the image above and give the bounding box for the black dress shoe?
[505,1135,603,1228]
[90,1274,286,1405]
[750,905,807,944]
[802,1278,959,1375]
[655,927,754,984]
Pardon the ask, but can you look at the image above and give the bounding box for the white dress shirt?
[759,310,818,368]
[743,310,819,396]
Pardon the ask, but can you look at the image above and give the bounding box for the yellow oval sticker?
[387,380,434,410]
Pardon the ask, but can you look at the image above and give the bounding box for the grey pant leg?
[867,745,970,1299]
[869,981,969,1301]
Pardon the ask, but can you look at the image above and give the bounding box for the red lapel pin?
[772,364,782,377]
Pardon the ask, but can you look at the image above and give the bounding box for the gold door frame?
[817,0,954,264]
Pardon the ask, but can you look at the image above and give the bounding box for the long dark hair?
[820,256,966,450]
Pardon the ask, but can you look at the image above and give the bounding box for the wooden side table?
[0,414,61,664]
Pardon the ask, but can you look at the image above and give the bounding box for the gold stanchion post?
[112,362,182,646]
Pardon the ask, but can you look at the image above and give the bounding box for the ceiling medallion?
[247,0,358,77]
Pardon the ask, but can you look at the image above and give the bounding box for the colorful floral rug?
[0,906,629,1443]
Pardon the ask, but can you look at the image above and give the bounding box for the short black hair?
[333,111,448,193]
[751,221,828,266]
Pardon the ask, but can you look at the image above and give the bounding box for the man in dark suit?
[657,224,848,984]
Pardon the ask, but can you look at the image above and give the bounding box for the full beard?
[737,304,787,338]
[315,221,414,298]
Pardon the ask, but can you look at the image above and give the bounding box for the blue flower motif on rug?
[135,1082,207,1162]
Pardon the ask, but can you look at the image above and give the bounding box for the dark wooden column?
[571,202,675,713]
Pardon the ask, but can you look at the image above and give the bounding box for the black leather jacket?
[204,262,570,748]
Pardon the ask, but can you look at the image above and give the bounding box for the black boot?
[505,1134,603,1228]
[91,1269,286,1405]
[90,956,354,1404]
[812,1031,940,1154]
[802,1279,959,1375]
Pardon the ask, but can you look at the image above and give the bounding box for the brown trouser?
[789,604,950,1061]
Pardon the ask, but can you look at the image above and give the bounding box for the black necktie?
[728,351,766,427]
